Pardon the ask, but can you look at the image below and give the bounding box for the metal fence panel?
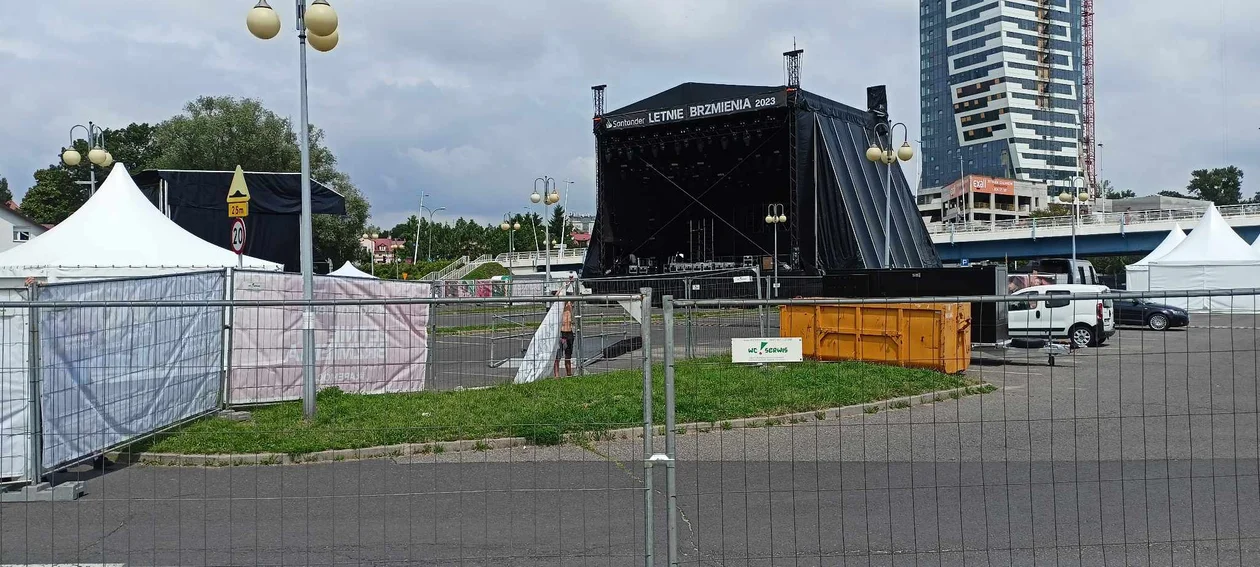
[662,288,1260,565]
[0,288,30,479]
[35,271,226,472]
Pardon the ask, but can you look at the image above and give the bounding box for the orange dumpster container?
[779,301,972,374]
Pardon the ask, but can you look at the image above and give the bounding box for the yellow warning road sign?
[227,165,251,204]
[228,201,249,218]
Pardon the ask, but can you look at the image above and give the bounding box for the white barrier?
[35,272,226,470]
[0,288,30,479]
[227,271,431,404]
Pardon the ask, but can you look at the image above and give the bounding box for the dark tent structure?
[583,71,940,277]
[133,170,347,272]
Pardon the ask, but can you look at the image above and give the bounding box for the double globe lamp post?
[1058,179,1091,266]
[764,204,786,297]
[247,0,339,419]
[500,215,521,259]
[865,123,914,269]
[530,178,561,283]
[61,123,114,196]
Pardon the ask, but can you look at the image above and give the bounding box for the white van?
[1008,284,1115,348]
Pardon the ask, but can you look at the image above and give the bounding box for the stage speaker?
[867,85,888,121]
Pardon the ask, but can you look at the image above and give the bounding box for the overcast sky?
[1,0,1255,229]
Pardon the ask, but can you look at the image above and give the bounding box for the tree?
[548,205,576,247]
[150,96,368,267]
[1029,203,1072,219]
[0,177,10,204]
[19,167,84,224]
[1100,179,1136,200]
[1185,166,1244,205]
[1158,190,1188,199]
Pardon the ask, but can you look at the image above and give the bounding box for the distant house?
[360,237,407,264]
[0,201,49,255]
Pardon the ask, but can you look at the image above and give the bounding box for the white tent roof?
[328,261,377,279]
[1149,204,1260,265]
[1129,223,1187,268]
[1253,233,1260,252]
[0,163,282,280]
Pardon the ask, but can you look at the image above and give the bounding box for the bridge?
[929,203,1260,261]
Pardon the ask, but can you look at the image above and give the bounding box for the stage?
[582,52,940,278]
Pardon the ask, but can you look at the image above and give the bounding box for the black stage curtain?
[133,170,346,272]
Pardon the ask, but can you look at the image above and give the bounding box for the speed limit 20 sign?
[230,217,247,254]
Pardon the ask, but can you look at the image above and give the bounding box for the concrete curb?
[129,383,994,467]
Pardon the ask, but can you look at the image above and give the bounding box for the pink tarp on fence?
[228,271,431,404]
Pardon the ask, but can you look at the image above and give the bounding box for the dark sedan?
[1114,298,1190,330]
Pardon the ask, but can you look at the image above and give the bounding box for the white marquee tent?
[0,162,281,285]
[1124,223,1186,292]
[328,261,377,279]
[1147,204,1260,312]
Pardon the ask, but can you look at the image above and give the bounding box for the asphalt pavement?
[4,318,1259,565]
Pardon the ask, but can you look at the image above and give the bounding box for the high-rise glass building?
[919,0,1083,193]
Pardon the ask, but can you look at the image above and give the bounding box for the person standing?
[554,296,575,378]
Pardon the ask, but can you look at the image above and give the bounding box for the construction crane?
[1081,0,1097,194]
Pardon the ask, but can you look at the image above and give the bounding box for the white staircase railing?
[424,256,468,280]
[443,254,494,280]
[495,248,587,267]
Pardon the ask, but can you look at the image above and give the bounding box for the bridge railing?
[927,203,1260,235]
[494,248,587,266]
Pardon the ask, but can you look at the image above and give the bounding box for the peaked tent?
[1124,223,1186,291]
[328,261,377,279]
[0,163,281,285]
[1147,204,1260,311]
[1253,234,1260,252]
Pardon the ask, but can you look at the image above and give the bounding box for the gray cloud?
[0,0,1254,230]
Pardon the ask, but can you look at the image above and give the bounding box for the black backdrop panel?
[133,170,346,272]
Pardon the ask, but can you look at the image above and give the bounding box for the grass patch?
[147,359,972,455]
[464,262,511,280]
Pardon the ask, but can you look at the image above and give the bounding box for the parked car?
[1113,298,1189,331]
[1008,284,1115,348]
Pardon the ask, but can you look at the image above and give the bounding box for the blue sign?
[960,258,971,267]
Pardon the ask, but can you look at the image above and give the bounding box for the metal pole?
[26,283,43,484]
[413,193,425,265]
[683,277,693,360]
[639,287,654,567]
[883,160,893,269]
[662,295,679,567]
[754,265,766,337]
[296,0,317,420]
[773,222,779,298]
[545,179,553,284]
[87,122,98,196]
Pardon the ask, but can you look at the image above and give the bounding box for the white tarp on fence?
[228,271,431,404]
[513,302,562,384]
[0,288,30,478]
[36,272,226,470]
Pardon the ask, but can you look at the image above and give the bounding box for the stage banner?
[604,90,787,131]
[228,272,431,404]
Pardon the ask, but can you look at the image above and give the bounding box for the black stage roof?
[134,170,346,272]
[584,81,940,276]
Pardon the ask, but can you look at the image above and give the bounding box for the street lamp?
[61,122,113,196]
[422,206,445,262]
[764,203,787,297]
[1058,177,1090,268]
[248,0,339,419]
[865,122,914,269]
[533,176,561,282]
[500,214,521,259]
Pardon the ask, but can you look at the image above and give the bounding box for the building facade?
[920,0,1083,193]
[919,175,1049,225]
